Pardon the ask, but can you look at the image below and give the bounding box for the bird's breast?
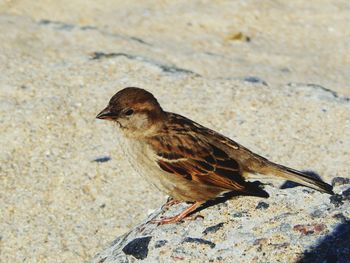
[117,135,177,194]
[117,135,229,202]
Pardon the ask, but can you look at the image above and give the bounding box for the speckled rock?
[1,1,350,262]
[91,83,350,262]
[93,183,350,262]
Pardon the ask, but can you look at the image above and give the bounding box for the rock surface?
[0,1,350,262]
[93,183,350,263]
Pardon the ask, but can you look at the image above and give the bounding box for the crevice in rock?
[288,82,350,103]
[89,51,200,76]
[38,19,153,46]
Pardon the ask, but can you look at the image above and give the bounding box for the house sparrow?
[96,87,333,224]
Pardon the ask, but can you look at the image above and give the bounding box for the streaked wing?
[158,145,246,191]
[147,113,251,193]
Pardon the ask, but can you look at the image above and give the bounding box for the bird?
[96,87,334,224]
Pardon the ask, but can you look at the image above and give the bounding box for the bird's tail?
[254,161,334,195]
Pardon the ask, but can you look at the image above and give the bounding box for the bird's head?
[96,87,165,138]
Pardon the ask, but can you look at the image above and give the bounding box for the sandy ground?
[0,1,349,262]
[2,0,350,95]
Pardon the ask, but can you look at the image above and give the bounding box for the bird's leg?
[161,197,182,210]
[152,202,202,225]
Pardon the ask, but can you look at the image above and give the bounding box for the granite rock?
[1,1,350,262]
[93,184,350,262]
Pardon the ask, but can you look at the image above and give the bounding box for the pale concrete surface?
[0,1,349,262]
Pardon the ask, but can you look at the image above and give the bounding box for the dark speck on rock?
[330,194,343,207]
[122,236,152,260]
[203,222,225,235]
[256,201,269,209]
[232,211,248,218]
[330,188,350,207]
[333,213,348,223]
[302,189,313,194]
[183,237,216,248]
[280,180,300,189]
[243,76,268,86]
[92,156,111,163]
[341,188,350,200]
[332,177,350,186]
[38,19,51,25]
[154,240,167,248]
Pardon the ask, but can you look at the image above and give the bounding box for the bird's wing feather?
[147,117,250,192]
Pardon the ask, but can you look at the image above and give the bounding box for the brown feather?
[148,113,267,197]
[149,112,332,199]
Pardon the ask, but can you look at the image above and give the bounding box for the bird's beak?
[96,107,118,120]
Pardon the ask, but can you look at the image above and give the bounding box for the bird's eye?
[125,109,134,116]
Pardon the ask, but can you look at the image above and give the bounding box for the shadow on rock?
[192,181,269,215]
[298,219,350,262]
[280,170,323,190]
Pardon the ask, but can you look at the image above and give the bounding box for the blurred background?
[0,0,349,261]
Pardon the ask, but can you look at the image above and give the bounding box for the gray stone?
[92,185,350,262]
[121,236,152,260]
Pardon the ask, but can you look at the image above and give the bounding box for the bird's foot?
[151,202,203,225]
[161,197,182,210]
